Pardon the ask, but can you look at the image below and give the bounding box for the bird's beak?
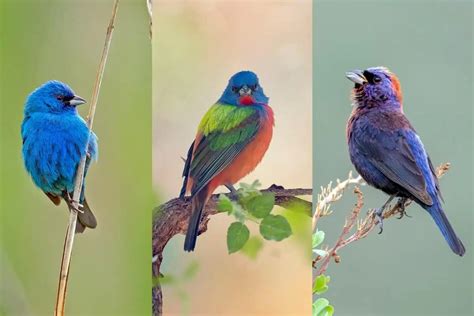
[69,95,87,106]
[239,85,252,96]
[345,70,368,85]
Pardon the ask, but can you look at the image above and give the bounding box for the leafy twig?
[152,184,312,315]
[54,1,119,315]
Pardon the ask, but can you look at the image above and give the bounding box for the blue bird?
[21,80,98,233]
[346,67,465,256]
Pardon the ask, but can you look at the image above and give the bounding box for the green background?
[0,0,152,315]
[315,1,473,315]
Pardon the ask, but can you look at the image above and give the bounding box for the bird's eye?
[232,86,239,93]
[373,76,382,83]
[56,95,64,101]
[252,84,258,91]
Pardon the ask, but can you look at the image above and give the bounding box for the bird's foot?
[395,198,411,219]
[225,184,239,200]
[65,193,84,213]
[374,207,384,234]
[373,195,396,234]
[70,201,84,214]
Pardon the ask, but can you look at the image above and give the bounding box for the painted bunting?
[21,80,98,233]
[180,71,274,251]
[345,67,465,256]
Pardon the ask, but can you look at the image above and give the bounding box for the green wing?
[189,110,261,197]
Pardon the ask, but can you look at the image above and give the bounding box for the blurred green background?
[0,0,152,315]
[315,1,473,316]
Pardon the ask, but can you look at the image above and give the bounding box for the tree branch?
[152,184,312,315]
[313,163,451,277]
[54,1,119,315]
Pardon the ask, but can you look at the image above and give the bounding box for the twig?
[146,0,152,38]
[313,163,451,277]
[315,186,364,276]
[54,1,119,315]
[313,171,364,231]
[152,184,312,315]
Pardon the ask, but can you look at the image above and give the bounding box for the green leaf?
[313,274,330,295]
[227,222,250,253]
[241,236,264,259]
[259,214,292,241]
[217,194,233,213]
[246,193,275,218]
[313,249,328,257]
[240,180,261,191]
[232,203,247,222]
[313,298,329,316]
[312,298,334,316]
[312,230,325,248]
[183,261,199,280]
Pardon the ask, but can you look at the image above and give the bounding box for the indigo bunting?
[22,80,98,233]
[180,71,274,251]
[346,67,465,256]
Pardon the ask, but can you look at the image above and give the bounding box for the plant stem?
[54,1,119,315]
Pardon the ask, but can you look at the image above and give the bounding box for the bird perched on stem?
[345,67,465,256]
[22,80,98,233]
[180,71,274,251]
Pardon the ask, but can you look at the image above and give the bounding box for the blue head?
[346,67,403,109]
[24,80,86,115]
[218,71,269,106]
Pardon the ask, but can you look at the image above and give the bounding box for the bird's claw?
[395,199,411,219]
[374,207,384,234]
[70,200,84,214]
[396,209,411,219]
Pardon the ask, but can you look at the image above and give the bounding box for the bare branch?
[152,184,312,315]
[313,163,450,277]
[313,171,364,231]
[54,1,119,315]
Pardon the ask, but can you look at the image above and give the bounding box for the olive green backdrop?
[0,0,152,315]
[314,1,473,315]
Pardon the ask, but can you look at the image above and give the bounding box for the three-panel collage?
[0,0,472,315]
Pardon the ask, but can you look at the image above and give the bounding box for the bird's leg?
[395,198,411,219]
[225,184,238,200]
[374,195,395,234]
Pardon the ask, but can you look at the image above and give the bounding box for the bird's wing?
[45,192,61,205]
[354,116,434,205]
[188,110,261,197]
[179,140,195,198]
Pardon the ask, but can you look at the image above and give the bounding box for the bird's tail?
[76,198,97,233]
[428,203,465,256]
[184,191,207,252]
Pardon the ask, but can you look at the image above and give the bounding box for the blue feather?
[21,81,98,231]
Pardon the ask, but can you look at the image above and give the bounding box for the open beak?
[345,70,368,85]
[68,95,87,106]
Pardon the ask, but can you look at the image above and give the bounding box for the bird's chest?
[211,107,274,187]
[24,114,89,144]
[22,114,89,193]
[346,112,403,194]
